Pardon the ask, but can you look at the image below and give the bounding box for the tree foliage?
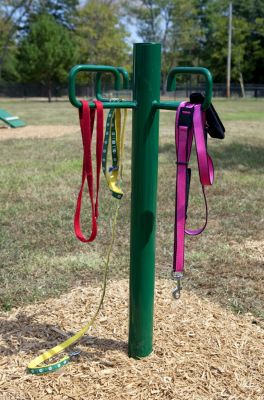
[0,0,263,89]
[126,0,264,85]
[17,13,77,100]
[194,0,264,84]
[0,0,33,80]
[27,0,79,29]
[76,0,130,67]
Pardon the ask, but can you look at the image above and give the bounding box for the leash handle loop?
[102,103,127,199]
[74,100,104,242]
[27,100,123,375]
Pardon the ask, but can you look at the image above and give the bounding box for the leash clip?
[171,271,183,300]
[69,350,81,359]
[109,165,119,173]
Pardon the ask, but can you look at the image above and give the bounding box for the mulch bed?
[0,279,263,400]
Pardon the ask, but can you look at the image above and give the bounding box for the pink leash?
[172,102,214,298]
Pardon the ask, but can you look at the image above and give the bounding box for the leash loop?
[102,99,127,199]
[74,100,104,242]
[172,101,215,298]
[27,98,127,374]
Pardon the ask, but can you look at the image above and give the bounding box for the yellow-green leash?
[27,106,127,375]
[27,202,120,374]
[102,105,127,199]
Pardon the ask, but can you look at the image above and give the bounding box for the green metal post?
[128,43,161,358]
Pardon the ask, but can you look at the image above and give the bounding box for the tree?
[125,0,202,92]
[17,13,78,101]
[232,0,264,83]
[0,0,33,80]
[26,0,79,29]
[75,0,130,69]
[125,0,173,92]
[200,0,264,86]
[252,16,264,82]
[127,0,264,88]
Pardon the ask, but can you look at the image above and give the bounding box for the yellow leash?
[27,203,120,374]
[102,106,127,199]
[27,107,127,375]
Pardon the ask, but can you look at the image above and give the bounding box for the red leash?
[74,100,104,242]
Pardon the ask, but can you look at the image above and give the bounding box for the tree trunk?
[239,72,246,98]
[48,83,52,102]
[161,71,167,95]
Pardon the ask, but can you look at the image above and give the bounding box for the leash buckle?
[109,165,119,173]
[178,107,194,128]
[171,271,183,300]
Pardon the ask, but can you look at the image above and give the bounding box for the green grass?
[211,98,264,121]
[1,97,264,126]
[0,98,263,322]
[0,99,78,125]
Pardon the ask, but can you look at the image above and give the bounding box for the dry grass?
[0,279,263,400]
[0,107,263,317]
[0,125,78,140]
[0,99,263,398]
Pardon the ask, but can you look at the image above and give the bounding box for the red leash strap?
[74,100,104,242]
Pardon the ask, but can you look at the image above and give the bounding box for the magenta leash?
[172,100,220,299]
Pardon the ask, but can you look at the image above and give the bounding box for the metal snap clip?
[171,271,183,300]
[69,350,81,359]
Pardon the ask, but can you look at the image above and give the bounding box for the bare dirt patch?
[0,279,263,399]
[0,125,79,140]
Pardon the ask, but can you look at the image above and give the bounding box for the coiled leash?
[172,96,225,299]
[27,100,126,374]
[102,102,127,199]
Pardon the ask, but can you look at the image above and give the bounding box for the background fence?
[0,82,264,99]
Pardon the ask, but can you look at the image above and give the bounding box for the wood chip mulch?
[0,279,263,400]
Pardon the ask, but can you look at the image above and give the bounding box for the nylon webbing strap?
[173,102,214,297]
[102,104,127,199]
[27,99,105,374]
[27,202,120,375]
[27,100,127,374]
[74,100,104,242]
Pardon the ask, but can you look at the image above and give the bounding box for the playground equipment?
[0,109,26,128]
[68,42,223,360]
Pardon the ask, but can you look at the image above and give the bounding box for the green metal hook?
[166,67,213,110]
[117,67,130,90]
[68,65,121,108]
[95,67,130,102]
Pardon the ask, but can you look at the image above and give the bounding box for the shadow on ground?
[0,312,127,365]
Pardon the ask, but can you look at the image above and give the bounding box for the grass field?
[0,98,263,322]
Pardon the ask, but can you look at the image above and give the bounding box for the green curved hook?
[117,67,129,90]
[68,65,121,108]
[166,67,213,110]
[95,67,130,102]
